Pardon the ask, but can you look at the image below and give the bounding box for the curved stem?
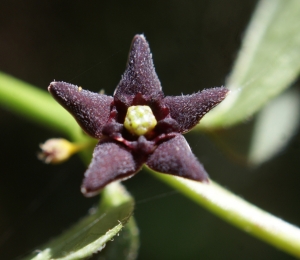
[0,71,79,137]
[150,171,300,258]
[0,71,95,163]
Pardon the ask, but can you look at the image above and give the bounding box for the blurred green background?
[0,1,299,259]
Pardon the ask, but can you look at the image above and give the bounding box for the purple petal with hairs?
[114,35,163,107]
[146,134,209,182]
[81,140,143,197]
[164,87,229,133]
[48,81,113,138]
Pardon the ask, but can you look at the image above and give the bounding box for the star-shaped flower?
[48,35,229,197]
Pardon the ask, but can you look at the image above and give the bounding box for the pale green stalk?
[0,71,94,161]
[151,171,300,258]
[0,71,80,138]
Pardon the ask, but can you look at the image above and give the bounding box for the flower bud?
[38,138,80,164]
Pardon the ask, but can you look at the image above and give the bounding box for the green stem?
[150,171,300,258]
[0,71,95,162]
[0,71,79,137]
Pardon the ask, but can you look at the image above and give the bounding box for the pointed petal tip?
[81,186,101,198]
[48,81,57,87]
[133,34,146,42]
[225,88,231,96]
[130,34,150,51]
[201,177,210,184]
[221,85,230,94]
[48,81,60,93]
[48,81,56,92]
[48,81,78,94]
[129,34,150,54]
[218,86,231,98]
[208,85,230,95]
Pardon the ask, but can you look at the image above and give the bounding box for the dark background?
[0,1,299,259]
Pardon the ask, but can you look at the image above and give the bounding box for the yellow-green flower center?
[124,105,157,136]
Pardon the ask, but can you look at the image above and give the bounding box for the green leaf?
[23,182,136,260]
[200,0,300,129]
[248,87,300,165]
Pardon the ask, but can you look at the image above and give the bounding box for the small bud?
[38,138,80,164]
[124,105,157,136]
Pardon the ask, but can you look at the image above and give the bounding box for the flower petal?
[146,134,209,182]
[81,140,143,197]
[164,87,229,133]
[114,34,163,106]
[48,82,113,138]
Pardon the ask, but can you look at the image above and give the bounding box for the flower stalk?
[151,171,300,258]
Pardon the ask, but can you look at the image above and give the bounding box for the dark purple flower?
[48,35,229,197]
